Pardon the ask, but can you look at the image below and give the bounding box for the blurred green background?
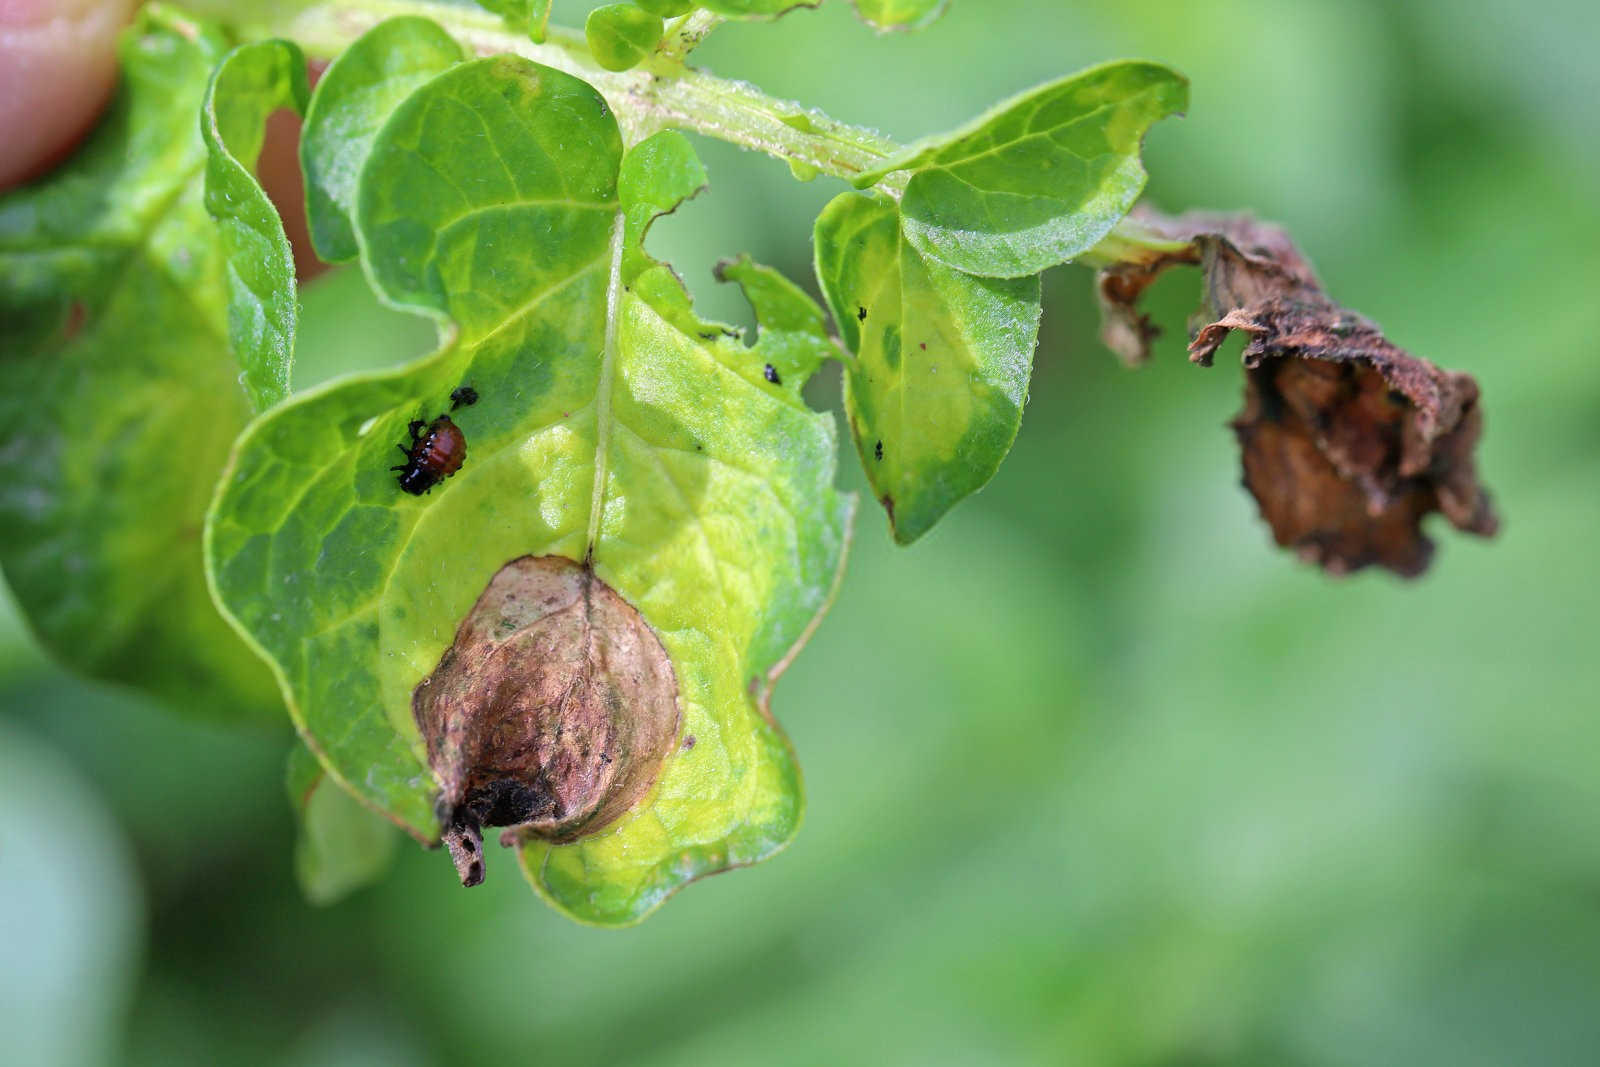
[4,0,1599,1063]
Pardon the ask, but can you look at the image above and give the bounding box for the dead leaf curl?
[1095,208,1498,576]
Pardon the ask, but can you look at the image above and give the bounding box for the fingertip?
[0,0,140,190]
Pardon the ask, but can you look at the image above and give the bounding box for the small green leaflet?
[856,60,1188,278]
[201,39,309,411]
[0,6,277,721]
[207,51,851,924]
[853,0,950,32]
[815,192,1039,544]
[586,4,664,72]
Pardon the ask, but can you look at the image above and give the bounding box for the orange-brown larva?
[391,415,466,495]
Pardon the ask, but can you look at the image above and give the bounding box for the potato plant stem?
[210,0,1147,256]
[235,1,893,175]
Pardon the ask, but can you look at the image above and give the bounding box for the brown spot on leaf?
[414,556,680,887]
[1093,208,1497,577]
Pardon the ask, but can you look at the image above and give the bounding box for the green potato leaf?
[815,191,1039,544]
[853,0,950,33]
[586,4,663,72]
[207,58,852,924]
[287,741,399,906]
[201,39,310,411]
[0,6,277,720]
[855,61,1189,278]
[300,16,465,264]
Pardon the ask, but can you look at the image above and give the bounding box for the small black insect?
[857,305,868,322]
[391,415,466,495]
[450,385,479,410]
[763,363,781,385]
[874,440,884,461]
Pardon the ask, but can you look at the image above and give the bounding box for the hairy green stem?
[227,0,901,179]
[202,0,1146,256]
[657,9,724,62]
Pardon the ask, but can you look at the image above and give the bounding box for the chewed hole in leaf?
[414,555,680,887]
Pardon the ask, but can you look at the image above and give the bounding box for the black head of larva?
[391,414,466,495]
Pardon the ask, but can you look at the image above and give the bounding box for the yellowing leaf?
[208,57,851,924]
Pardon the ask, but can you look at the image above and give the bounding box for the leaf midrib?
[585,211,627,559]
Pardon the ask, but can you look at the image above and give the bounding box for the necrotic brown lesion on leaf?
[413,556,680,887]
[1094,208,1498,577]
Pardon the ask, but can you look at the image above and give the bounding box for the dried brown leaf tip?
[1095,208,1499,576]
[413,556,680,887]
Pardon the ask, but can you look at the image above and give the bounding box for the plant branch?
[201,0,1152,251]
[226,0,900,178]
[657,9,724,62]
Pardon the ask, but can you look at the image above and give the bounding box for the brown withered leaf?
[413,555,680,887]
[1094,208,1498,576]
